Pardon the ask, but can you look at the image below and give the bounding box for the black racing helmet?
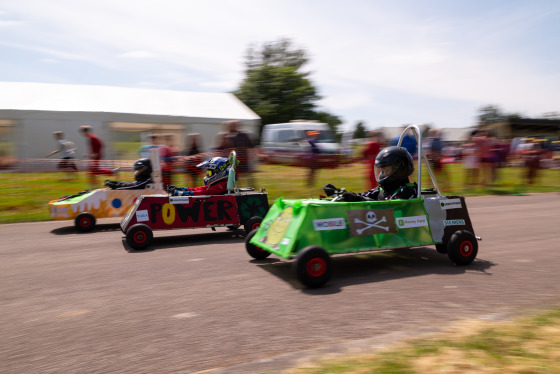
[133,158,152,181]
[374,146,414,188]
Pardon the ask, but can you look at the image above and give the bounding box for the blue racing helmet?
[197,156,234,186]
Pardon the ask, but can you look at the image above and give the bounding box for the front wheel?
[447,230,478,265]
[75,213,96,232]
[126,224,153,250]
[294,246,331,288]
[244,216,263,236]
[245,229,271,260]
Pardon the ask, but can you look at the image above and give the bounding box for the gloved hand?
[342,192,363,202]
[323,183,338,197]
[105,180,118,190]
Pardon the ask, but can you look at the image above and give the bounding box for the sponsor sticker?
[170,196,190,204]
[444,219,466,226]
[440,198,462,210]
[313,218,346,231]
[396,215,428,229]
[136,209,149,222]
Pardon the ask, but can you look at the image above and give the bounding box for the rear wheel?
[75,213,96,232]
[245,229,271,260]
[244,216,263,236]
[447,230,478,265]
[126,224,153,250]
[294,246,331,288]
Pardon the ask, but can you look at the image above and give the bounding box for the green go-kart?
[245,125,481,288]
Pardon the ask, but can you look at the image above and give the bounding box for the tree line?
[233,38,559,140]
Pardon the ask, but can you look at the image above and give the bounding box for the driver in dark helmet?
[105,158,154,190]
[324,146,418,201]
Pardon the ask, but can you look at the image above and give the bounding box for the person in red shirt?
[80,125,113,187]
[362,130,383,189]
[167,154,238,196]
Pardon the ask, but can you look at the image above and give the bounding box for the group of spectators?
[46,123,557,193]
[136,120,256,190]
[45,120,257,190]
[360,127,559,191]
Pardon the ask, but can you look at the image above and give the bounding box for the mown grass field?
[0,161,559,223]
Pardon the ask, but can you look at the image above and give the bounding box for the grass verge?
[289,306,560,374]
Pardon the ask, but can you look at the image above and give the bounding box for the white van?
[260,121,340,165]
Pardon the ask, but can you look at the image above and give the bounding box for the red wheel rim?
[459,240,473,257]
[80,218,91,228]
[134,231,147,244]
[306,257,326,277]
[252,222,261,231]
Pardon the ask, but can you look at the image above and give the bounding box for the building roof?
[0,82,260,121]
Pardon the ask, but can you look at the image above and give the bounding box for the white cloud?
[118,51,155,59]
[0,0,559,126]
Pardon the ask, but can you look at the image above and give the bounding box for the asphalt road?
[1,193,560,373]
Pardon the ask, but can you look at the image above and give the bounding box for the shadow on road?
[50,223,122,235]
[122,228,247,252]
[252,246,495,294]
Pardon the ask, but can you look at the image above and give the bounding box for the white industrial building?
[0,82,260,160]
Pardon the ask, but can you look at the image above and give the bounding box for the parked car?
[260,121,341,166]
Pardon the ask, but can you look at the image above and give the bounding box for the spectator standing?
[304,130,321,187]
[362,130,383,189]
[520,138,544,185]
[426,128,448,191]
[184,133,203,185]
[390,125,418,158]
[212,131,234,154]
[80,125,113,187]
[159,135,175,189]
[472,130,492,187]
[225,120,255,187]
[138,134,161,158]
[45,131,78,174]
[462,133,480,189]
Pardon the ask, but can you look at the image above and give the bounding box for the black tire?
[126,224,153,250]
[447,230,478,265]
[245,229,271,260]
[244,216,263,235]
[75,213,96,232]
[435,243,447,254]
[294,246,331,288]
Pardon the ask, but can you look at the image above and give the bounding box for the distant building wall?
[0,110,259,159]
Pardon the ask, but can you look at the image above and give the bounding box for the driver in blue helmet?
[168,155,238,196]
[324,146,418,201]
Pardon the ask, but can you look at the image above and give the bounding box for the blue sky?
[1,0,559,131]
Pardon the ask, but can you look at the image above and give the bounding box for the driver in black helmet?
[105,158,154,190]
[324,146,418,201]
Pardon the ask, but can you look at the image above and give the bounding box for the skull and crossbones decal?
[353,210,390,234]
[347,208,397,237]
